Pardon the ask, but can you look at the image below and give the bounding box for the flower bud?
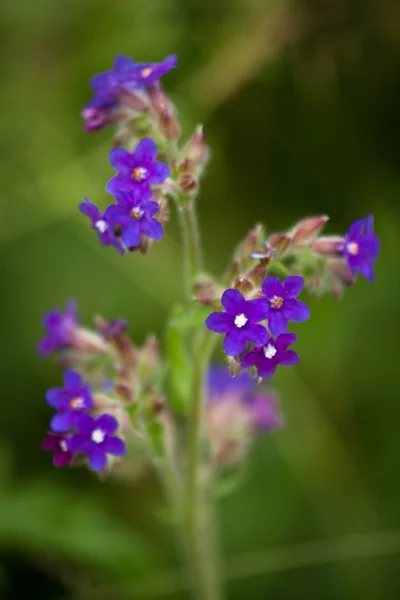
[327,257,355,286]
[233,276,254,295]
[309,236,344,256]
[182,125,210,172]
[193,274,224,307]
[267,232,291,256]
[206,397,252,469]
[177,172,198,195]
[117,88,149,113]
[290,215,329,244]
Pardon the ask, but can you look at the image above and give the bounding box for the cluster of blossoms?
[38,52,380,484]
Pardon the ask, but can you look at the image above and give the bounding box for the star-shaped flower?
[342,214,379,282]
[261,276,310,336]
[46,370,94,433]
[241,333,299,379]
[79,198,124,254]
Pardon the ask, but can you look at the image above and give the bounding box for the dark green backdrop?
[1,0,399,598]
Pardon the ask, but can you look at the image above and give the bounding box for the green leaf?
[170,305,210,330]
[165,305,193,415]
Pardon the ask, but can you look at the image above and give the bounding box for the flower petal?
[150,161,170,184]
[275,333,297,350]
[141,217,164,240]
[88,448,107,471]
[53,452,72,467]
[50,411,74,433]
[278,349,299,366]
[79,198,99,220]
[267,310,288,336]
[245,299,268,322]
[283,299,310,323]
[109,147,131,173]
[96,414,119,435]
[41,436,58,451]
[103,436,126,456]
[68,434,89,452]
[121,221,140,248]
[75,413,95,435]
[348,218,365,237]
[134,137,157,163]
[63,370,82,393]
[241,351,258,369]
[261,276,284,300]
[223,329,247,356]
[245,323,268,346]
[283,276,304,298]
[46,388,68,410]
[221,289,245,314]
[205,312,231,333]
[257,360,277,379]
[357,258,375,282]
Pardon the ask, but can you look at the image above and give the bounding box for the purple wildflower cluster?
[42,369,126,471]
[206,275,308,380]
[80,137,169,254]
[81,54,177,132]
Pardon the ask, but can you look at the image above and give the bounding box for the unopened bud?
[327,257,355,286]
[290,215,329,244]
[309,236,344,256]
[115,382,137,404]
[71,327,109,354]
[159,109,181,141]
[178,173,198,194]
[182,125,210,171]
[117,88,148,112]
[193,274,224,307]
[267,232,291,256]
[233,276,254,295]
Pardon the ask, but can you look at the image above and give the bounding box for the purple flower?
[68,413,126,472]
[106,138,170,197]
[207,365,282,432]
[79,198,125,254]
[247,395,282,431]
[46,370,94,433]
[343,214,379,282]
[81,99,117,132]
[241,333,299,379]
[105,190,163,249]
[261,276,310,336]
[131,55,177,87]
[38,299,79,356]
[42,432,73,467]
[205,289,268,356]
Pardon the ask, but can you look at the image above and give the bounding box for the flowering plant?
[38,53,379,598]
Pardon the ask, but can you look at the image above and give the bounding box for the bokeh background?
[1,0,400,598]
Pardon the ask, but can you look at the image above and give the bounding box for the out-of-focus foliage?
[1,0,400,597]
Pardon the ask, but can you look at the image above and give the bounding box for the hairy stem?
[176,199,203,297]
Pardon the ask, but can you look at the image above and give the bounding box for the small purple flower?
[131,55,177,87]
[105,190,163,249]
[205,289,268,356]
[241,333,299,379]
[42,432,73,467]
[97,318,128,341]
[81,99,117,132]
[247,395,282,431]
[38,299,79,356]
[46,370,94,433]
[207,365,282,432]
[261,276,310,336]
[79,198,125,254]
[68,413,126,472]
[342,214,379,282]
[106,138,170,197]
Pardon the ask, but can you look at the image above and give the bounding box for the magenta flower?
[241,333,299,379]
[42,432,73,467]
[261,276,310,336]
[79,198,124,254]
[106,138,170,197]
[105,190,163,249]
[343,214,379,282]
[205,289,268,356]
[38,299,79,356]
[68,413,126,472]
[46,370,94,433]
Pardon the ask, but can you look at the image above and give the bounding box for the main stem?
[175,195,222,599]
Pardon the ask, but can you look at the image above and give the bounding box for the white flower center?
[95,220,108,234]
[132,167,148,181]
[70,397,85,410]
[263,343,277,359]
[347,242,359,256]
[91,428,106,444]
[59,440,68,452]
[234,313,248,328]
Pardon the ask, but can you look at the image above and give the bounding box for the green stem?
[185,329,221,600]
[176,198,203,298]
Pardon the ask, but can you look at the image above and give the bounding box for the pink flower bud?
[290,215,329,244]
[309,236,344,256]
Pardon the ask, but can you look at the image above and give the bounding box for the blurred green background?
[1,0,400,597]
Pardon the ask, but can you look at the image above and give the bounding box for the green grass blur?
[1,0,400,598]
